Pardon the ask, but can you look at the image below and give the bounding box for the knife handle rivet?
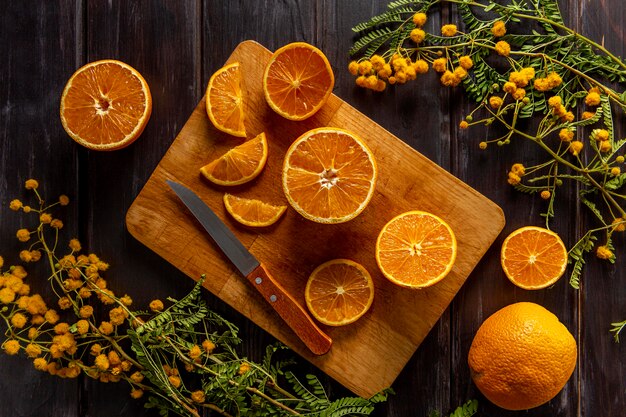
[255,277,262,285]
[269,295,277,303]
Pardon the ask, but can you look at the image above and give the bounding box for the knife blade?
[166,180,332,355]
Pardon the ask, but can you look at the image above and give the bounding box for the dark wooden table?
[1,1,624,416]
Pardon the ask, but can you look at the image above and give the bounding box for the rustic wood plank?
[80,1,201,416]
[579,1,626,416]
[0,1,82,416]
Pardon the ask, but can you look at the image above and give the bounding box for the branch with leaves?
[349,0,625,342]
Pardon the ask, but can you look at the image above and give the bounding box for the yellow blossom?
[189,345,202,360]
[540,190,551,200]
[25,179,39,190]
[479,141,488,150]
[454,67,468,80]
[596,245,613,260]
[99,321,114,335]
[370,55,386,71]
[19,250,32,263]
[58,297,72,310]
[238,362,251,375]
[59,195,70,206]
[412,12,427,27]
[28,328,38,340]
[90,343,102,356]
[3,340,20,355]
[120,294,133,306]
[612,218,626,232]
[599,141,612,153]
[358,60,373,75]
[441,24,457,36]
[130,371,145,383]
[585,91,601,106]
[40,213,52,224]
[432,58,447,73]
[169,375,182,388]
[548,96,562,107]
[11,313,28,329]
[569,141,584,156]
[109,306,128,326]
[411,60,427,75]
[25,343,42,358]
[78,287,92,299]
[191,390,206,403]
[503,82,517,94]
[507,172,521,185]
[54,322,70,335]
[95,354,110,371]
[459,56,473,70]
[492,20,506,37]
[495,41,510,56]
[16,229,31,242]
[130,389,144,399]
[79,305,94,318]
[489,96,503,109]
[33,357,48,371]
[51,219,63,229]
[410,28,426,44]
[440,70,461,87]
[98,289,116,305]
[512,88,526,100]
[559,129,574,142]
[459,121,469,129]
[108,350,121,366]
[0,288,16,304]
[69,239,81,252]
[611,167,621,176]
[150,299,164,312]
[0,256,3,269]
[595,129,610,141]
[202,339,216,353]
[365,75,378,89]
[582,111,595,120]
[9,199,22,211]
[31,315,45,325]
[617,156,625,163]
[30,250,41,262]
[511,163,526,175]
[348,61,359,76]
[22,206,31,213]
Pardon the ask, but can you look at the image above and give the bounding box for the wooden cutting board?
[126,40,505,398]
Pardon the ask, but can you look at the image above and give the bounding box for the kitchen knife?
[166,180,332,355]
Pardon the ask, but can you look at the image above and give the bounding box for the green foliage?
[568,230,597,289]
[611,320,626,342]
[429,399,478,417]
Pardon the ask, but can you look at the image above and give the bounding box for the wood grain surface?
[125,40,504,398]
[0,1,624,416]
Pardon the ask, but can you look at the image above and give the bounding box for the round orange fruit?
[468,302,577,410]
[305,259,374,326]
[501,226,568,289]
[263,42,334,121]
[60,59,152,151]
[206,62,246,137]
[223,194,287,227]
[376,210,456,288]
[200,132,268,186]
[282,127,377,224]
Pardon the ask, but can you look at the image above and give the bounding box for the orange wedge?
[305,259,374,326]
[376,211,457,288]
[206,62,246,137]
[200,132,268,186]
[223,194,287,227]
[263,42,334,121]
[282,127,377,224]
[60,59,152,151]
[501,226,568,289]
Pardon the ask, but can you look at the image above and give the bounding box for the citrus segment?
[263,42,334,120]
[206,62,246,137]
[60,59,152,151]
[376,211,456,288]
[500,226,567,289]
[282,127,377,224]
[305,259,374,326]
[223,194,287,227]
[468,302,577,410]
[200,132,268,186]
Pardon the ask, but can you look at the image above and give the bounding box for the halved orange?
[206,62,246,137]
[223,194,287,227]
[60,59,152,151]
[376,211,457,288]
[282,127,377,224]
[200,132,268,186]
[305,259,374,326]
[501,226,568,289]
[263,42,334,121]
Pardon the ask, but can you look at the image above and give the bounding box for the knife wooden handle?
[247,263,332,355]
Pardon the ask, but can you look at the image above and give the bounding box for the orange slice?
[282,127,377,224]
[500,226,568,289]
[223,194,287,227]
[200,132,268,186]
[305,259,374,326]
[60,59,152,151]
[376,211,457,288]
[206,62,246,137]
[263,42,334,121]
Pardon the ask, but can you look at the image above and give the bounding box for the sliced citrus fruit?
[263,42,334,121]
[305,259,374,326]
[60,59,152,151]
[206,62,246,137]
[200,132,268,186]
[500,226,567,289]
[376,211,457,288]
[282,127,377,224]
[223,194,287,227]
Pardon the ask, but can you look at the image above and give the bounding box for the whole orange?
[468,302,577,410]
